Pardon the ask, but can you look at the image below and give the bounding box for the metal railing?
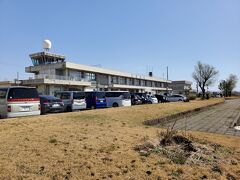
[33,74,168,88]
[34,74,92,82]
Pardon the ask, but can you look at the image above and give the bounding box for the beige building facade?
[21,51,172,95]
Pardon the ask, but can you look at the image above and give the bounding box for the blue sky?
[0,0,239,91]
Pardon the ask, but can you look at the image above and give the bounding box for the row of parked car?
[131,93,188,105]
[0,87,188,118]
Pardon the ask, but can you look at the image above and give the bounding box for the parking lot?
[162,99,240,136]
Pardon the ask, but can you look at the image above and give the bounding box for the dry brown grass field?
[0,98,239,179]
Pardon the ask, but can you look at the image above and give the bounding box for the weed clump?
[134,130,234,166]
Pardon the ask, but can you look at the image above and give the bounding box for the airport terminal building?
[22,50,172,95]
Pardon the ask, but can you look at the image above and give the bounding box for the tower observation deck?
[29,51,65,66]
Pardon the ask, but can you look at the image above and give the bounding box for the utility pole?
[167,66,168,81]
[15,72,20,86]
[166,66,169,93]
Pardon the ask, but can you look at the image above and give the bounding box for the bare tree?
[228,74,238,96]
[218,80,227,96]
[219,74,238,97]
[192,61,218,99]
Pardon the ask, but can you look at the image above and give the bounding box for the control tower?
[29,40,65,66]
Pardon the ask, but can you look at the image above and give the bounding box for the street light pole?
[166,66,169,93]
[167,66,168,81]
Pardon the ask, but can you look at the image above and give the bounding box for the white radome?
[43,39,52,50]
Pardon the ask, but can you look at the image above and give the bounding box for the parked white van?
[105,91,131,107]
[55,91,86,111]
[0,87,40,118]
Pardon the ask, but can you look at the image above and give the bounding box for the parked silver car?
[166,94,187,102]
[146,94,158,104]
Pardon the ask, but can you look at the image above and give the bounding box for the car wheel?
[178,99,183,101]
[67,106,72,112]
[91,105,95,109]
[41,111,46,115]
[113,103,119,107]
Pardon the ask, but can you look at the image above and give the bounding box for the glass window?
[8,88,39,99]
[105,92,113,97]
[122,92,131,99]
[106,92,120,97]
[0,88,7,99]
[112,76,118,84]
[73,92,85,99]
[55,92,70,100]
[115,92,121,97]
[85,73,96,81]
[84,92,92,98]
[40,95,57,100]
[106,92,130,99]
[175,95,182,97]
[96,92,106,98]
[119,77,126,85]
[91,73,96,81]
[134,79,140,86]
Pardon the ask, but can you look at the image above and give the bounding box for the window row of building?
[110,76,167,88]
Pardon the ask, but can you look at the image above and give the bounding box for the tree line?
[192,61,238,99]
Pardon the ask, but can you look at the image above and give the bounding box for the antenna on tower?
[42,39,52,52]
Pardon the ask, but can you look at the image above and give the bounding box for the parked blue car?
[84,91,107,109]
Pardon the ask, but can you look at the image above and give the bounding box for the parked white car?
[166,94,187,102]
[105,91,131,107]
[146,95,158,104]
[55,91,87,111]
[0,86,40,118]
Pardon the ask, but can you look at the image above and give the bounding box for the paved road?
[161,99,240,136]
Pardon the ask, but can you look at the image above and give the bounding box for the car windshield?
[106,92,130,99]
[136,95,141,99]
[8,88,38,99]
[96,92,106,98]
[40,96,58,100]
[135,93,146,98]
[122,92,131,99]
[73,92,85,99]
[147,95,155,98]
[173,95,182,97]
[55,92,70,100]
